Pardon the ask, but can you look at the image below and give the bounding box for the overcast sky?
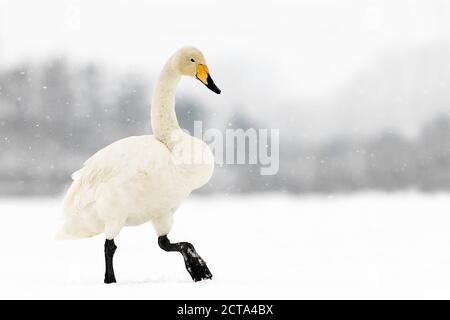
[1,0,449,139]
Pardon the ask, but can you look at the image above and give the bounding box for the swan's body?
[60,133,214,239]
[58,46,220,283]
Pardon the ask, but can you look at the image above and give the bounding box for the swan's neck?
[151,60,181,148]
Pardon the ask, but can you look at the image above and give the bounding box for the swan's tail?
[57,168,101,240]
[56,217,97,240]
[62,169,84,218]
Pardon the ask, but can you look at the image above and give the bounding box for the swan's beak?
[196,64,221,94]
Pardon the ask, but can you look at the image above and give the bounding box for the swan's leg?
[104,239,117,284]
[158,235,212,282]
[103,220,124,284]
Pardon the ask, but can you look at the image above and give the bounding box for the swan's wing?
[63,147,121,217]
[63,135,167,217]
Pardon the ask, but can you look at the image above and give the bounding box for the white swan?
[58,46,221,283]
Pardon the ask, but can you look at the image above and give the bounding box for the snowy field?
[0,192,450,300]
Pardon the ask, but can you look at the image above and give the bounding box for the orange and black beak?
[196,64,221,94]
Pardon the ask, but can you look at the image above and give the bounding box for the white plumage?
[58,46,217,242]
[59,133,214,240]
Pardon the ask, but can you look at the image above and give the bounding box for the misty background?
[0,0,449,196]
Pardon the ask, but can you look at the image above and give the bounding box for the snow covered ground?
[0,192,450,299]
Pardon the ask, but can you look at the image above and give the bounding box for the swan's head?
[171,46,221,94]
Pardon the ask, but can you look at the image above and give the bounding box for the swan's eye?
[190,58,195,63]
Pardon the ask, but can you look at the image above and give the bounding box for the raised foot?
[182,244,213,282]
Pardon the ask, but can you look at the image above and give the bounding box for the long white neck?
[151,59,181,148]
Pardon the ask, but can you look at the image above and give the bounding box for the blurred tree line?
[0,58,449,196]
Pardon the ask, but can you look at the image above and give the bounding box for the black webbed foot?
[180,242,213,282]
[158,235,213,282]
[104,272,117,284]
